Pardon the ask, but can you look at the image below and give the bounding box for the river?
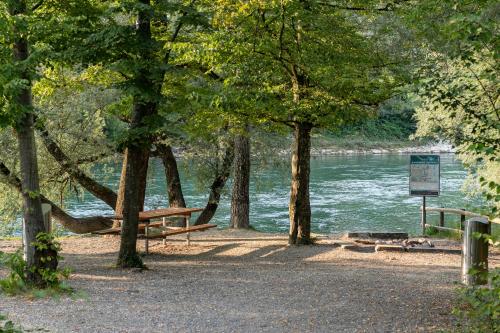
[62,153,479,236]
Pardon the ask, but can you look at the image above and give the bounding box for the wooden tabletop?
[111,207,203,221]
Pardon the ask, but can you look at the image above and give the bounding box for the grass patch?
[425,225,463,241]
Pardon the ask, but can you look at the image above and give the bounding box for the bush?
[0,232,71,296]
[454,268,500,332]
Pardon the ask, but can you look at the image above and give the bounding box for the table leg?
[186,216,190,246]
[145,221,149,255]
[162,217,167,245]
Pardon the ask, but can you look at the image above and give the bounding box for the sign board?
[409,155,440,196]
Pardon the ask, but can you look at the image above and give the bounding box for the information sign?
[409,155,440,196]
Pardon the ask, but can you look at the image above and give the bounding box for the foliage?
[454,268,500,333]
[0,233,71,295]
[411,0,499,216]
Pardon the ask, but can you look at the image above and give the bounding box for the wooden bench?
[146,224,216,239]
[96,207,209,254]
[93,221,166,235]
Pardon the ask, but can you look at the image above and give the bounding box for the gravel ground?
[1,229,495,333]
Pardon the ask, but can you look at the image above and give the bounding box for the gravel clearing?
[1,229,497,333]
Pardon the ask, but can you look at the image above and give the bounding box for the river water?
[62,154,480,236]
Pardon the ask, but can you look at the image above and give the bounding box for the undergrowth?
[0,233,72,297]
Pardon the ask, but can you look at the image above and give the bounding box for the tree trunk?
[39,128,118,208]
[117,0,155,268]
[0,161,114,233]
[230,133,250,229]
[117,144,150,268]
[289,122,312,245]
[114,149,148,228]
[157,144,186,208]
[9,0,47,284]
[195,144,234,225]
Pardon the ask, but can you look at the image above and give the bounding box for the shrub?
[0,232,71,296]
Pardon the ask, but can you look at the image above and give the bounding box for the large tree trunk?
[39,128,118,208]
[289,122,312,245]
[117,0,155,268]
[117,144,150,268]
[157,144,186,208]
[195,144,234,226]
[230,133,250,229]
[113,149,148,228]
[9,0,47,285]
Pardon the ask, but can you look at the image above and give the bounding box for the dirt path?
[0,230,487,332]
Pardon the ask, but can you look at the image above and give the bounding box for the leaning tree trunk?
[39,127,118,208]
[0,161,113,233]
[195,144,234,226]
[289,122,312,245]
[157,144,186,208]
[157,144,186,227]
[230,133,250,229]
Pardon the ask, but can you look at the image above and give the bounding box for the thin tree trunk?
[289,122,312,245]
[195,144,234,225]
[230,133,250,229]
[9,0,47,284]
[157,144,186,208]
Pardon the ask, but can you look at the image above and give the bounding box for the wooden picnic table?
[111,207,204,221]
[101,207,211,254]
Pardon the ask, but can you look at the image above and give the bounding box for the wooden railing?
[419,206,498,286]
[420,206,498,233]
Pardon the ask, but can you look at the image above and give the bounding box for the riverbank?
[3,229,496,333]
[310,138,454,156]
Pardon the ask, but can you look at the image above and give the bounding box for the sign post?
[409,155,440,235]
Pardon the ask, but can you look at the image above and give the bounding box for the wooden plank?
[93,221,166,235]
[146,224,217,239]
[110,207,203,221]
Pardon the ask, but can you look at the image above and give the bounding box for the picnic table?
[95,207,216,254]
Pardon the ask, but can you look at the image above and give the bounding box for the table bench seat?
[146,224,217,239]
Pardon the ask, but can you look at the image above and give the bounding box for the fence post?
[462,217,489,286]
[460,208,466,230]
[439,206,444,227]
[421,196,426,235]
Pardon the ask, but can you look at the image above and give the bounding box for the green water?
[62,154,479,236]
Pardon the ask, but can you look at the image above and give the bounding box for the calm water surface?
[63,154,478,236]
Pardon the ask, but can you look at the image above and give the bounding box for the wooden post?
[460,209,466,230]
[439,206,444,227]
[421,196,426,235]
[462,217,489,286]
[186,215,190,246]
[144,220,150,255]
[162,217,166,245]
